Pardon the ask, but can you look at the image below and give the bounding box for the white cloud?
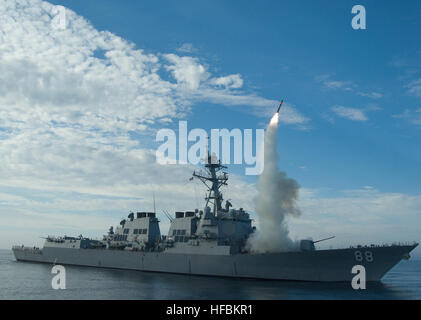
[358,91,384,99]
[164,54,210,90]
[393,108,421,125]
[177,43,196,53]
[326,81,348,89]
[0,171,257,248]
[0,0,277,249]
[288,187,421,257]
[316,75,385,100]
[364,103,383,112]
[2,181,420,254]
[210,74,243,89]
[0,0,308,133]
[278,104,310,125]
[315,75,354,91]
[161,55,307,125]
[2,0,418,253]
[331,106,368,121]
[406,78,421,97]
[0,0,309,199]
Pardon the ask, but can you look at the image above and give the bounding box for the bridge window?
[173,235,190,242]
[172,229,188,237]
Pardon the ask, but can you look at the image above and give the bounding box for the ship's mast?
[192,152,228,216]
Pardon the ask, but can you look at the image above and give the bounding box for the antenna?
[163,210,173,222]
[153,192,156,214]
[192,153,228,215]
[192,179,199,209]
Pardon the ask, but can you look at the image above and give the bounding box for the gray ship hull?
[12,244,417,282]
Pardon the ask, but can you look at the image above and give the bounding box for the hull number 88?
[354,250,374,262]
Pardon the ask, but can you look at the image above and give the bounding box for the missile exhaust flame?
[269,112,279,126]
[246,101,301,253]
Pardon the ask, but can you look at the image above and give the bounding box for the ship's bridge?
[216,208,253,246]
[113,212,161,246]
[168,211,199,243]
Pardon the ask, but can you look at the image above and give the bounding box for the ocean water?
[0,249,420,300]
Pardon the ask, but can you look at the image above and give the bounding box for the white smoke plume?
[246,113,301,253]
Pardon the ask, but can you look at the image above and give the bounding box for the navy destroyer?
[12,150,418,282]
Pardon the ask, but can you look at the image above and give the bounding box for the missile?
[276,100,283,113]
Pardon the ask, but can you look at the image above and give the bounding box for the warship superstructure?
[13,153,418,282]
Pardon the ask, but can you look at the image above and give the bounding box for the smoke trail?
[246,113,301,253]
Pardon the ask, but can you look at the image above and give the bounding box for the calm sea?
[0,249,419,300]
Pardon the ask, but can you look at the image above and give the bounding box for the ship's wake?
[246,112,301,253]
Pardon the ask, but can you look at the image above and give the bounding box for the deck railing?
[12,246,42,254]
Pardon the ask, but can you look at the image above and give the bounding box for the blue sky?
[45,0,421,193]
[0,0,420,257]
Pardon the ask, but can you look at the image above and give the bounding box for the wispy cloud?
[0,0,310,209]
[1,0,419,254]
[290,187,421,251]
[162,54,308,125]
[331,106,368,121]
[177,43,197,54]
[2,182,420,254]
[0,0,307,249]
[315,75,354,91]
[393,108,421,125]
[406,78,421,97]
[389,55,421,82]
[357,91,384,99]
[316,75,384,101]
